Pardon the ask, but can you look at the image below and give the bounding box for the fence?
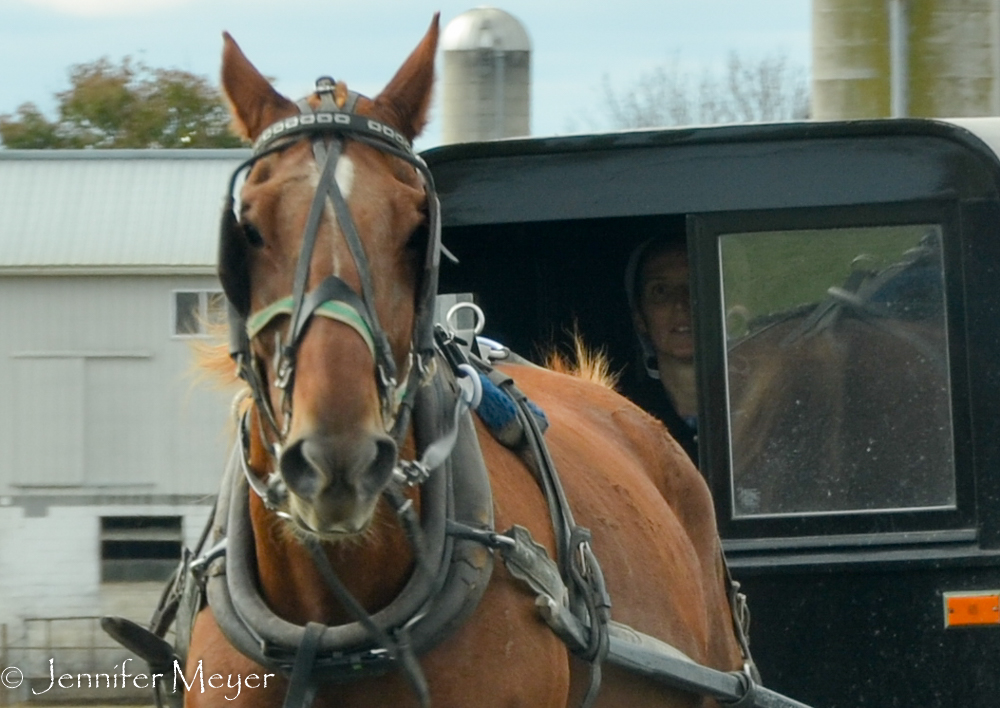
[1,616,152,705]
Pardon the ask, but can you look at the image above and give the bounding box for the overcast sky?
[0,0,810,148]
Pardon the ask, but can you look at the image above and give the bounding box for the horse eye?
[242,222,264,247]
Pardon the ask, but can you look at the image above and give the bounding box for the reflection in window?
[721,225,955,517]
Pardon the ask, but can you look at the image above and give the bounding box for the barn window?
[100,516,182,582]
[173,290,226,336]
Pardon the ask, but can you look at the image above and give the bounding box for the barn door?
[13,357,85,487]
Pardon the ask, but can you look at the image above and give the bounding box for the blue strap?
[476,372,520,439]
[475,371,549,448]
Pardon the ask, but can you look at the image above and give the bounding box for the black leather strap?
[282,622,324,708]
[285,139,341,359]
[251,110,411,155]
[322,150,397,383]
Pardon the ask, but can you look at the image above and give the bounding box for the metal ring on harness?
[445,301,485,335]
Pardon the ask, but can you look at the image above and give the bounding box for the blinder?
[218,202,252,317]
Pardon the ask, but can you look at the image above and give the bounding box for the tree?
[0,57,244,148]
[600,50,810,130]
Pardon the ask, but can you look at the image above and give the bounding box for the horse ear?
[221,32,296,141]
[373,14,439,141]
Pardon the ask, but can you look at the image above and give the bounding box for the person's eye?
[647,283,669,302]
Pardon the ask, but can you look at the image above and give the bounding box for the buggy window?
[720,224,956,517]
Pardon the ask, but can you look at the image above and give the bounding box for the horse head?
[218,17,439,540]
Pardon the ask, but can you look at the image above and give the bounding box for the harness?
[102,80,812,708]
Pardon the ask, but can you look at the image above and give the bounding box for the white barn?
[0,149,249,699]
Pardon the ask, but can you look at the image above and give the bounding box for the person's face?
[634,248,694,363]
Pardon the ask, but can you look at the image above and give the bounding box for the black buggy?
[423,117,1000,708]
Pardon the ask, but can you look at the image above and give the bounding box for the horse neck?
[246,415,416,626]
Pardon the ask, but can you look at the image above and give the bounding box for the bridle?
[218,78,443,509]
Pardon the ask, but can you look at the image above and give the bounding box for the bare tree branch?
[598,49,809,130]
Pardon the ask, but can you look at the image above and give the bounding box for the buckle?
[393,460,431,487]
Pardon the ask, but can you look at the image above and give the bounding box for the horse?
[726,241,955,517]
[183,16,745,707]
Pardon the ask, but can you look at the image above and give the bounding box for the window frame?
[171,289,226,338]
[99,515,183,583]
[688,199,974,544]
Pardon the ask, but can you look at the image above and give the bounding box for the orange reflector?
[944,592,1000,628]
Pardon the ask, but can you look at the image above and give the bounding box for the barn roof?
[0,149,250,274]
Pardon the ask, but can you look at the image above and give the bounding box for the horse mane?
[543,333,620,390]
[189,324,244,390]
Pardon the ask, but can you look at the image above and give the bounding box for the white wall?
[0,273,240,496]
[0,271,237,676]
[0,503,213,628]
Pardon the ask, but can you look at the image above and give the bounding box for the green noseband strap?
[246,296,376,360]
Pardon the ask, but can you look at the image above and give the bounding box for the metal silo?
[813,0,1000,120]
[441,7,531,143]
[908,0,1000,117]
[812,0,891,119]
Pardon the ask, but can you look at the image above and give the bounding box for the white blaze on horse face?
[327,155,354,277]
[329,157,355,277]
[335,156,355,200]
[305,155,355,277]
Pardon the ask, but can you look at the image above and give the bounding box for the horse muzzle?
[278,431,398,537]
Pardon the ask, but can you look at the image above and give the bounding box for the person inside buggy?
[621,234,699,464]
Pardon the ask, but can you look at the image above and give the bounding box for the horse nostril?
[280,434,398,502]
[279,439,322,499]
[369,436,398,491]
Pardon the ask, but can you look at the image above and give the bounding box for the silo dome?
[441,6,531,52]
[440,7,531,143]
